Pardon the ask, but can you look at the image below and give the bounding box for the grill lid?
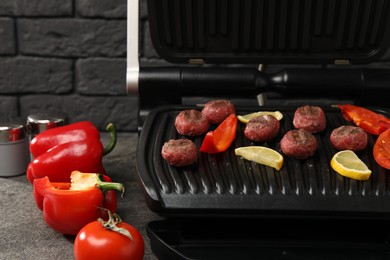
[136,105,390,218]
[147,0,390,64]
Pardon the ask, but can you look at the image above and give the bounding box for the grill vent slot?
[148,0,390,63]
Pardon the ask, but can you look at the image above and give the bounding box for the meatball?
[330,125,368,152]
[293,105,326,133]
[280,129,317,159]
[175,109,210,136]
[244,115,280,142]
[201,99,235,124]
[161,139,197,167]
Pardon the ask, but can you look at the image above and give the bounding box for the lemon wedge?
[237,111,283,124]
[235,146,283,170]
[330,150,372,180]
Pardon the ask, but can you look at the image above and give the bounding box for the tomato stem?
[98,209,133,240]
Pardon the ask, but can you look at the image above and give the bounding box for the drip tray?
[147,218,390,260]
[136,105,390,218]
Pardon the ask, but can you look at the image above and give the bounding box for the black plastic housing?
[139,1,390,258]
[147,218,390,260]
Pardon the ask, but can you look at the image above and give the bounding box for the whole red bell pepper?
[338,104,390,135]
[27,122,117,183]
[30,121,105,158]
[200,114,237,153]
[33,171,125,235]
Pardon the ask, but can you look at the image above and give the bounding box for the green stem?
[103,123,117,156]
[96,174,125,198]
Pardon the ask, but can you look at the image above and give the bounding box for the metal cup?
[27,111,68,141]
[0,117,30,177]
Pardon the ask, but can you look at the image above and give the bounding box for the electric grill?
[128,0,390,259]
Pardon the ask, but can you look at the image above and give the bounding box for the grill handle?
[139,66,390,103]
[275,68,390,100]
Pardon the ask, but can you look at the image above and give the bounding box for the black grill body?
[134,1,390,258]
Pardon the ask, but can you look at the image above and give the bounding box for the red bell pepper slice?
[338,104,390,135]
[200,114,237,154]
[27,122,117,183]
[373,128,390,170]
[33,171,125,235]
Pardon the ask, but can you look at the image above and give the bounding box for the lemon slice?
[330,150,372,180]
[235,146,283,170]
[237,111,283,124]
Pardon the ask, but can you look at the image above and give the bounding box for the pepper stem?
[96,174,126,198]
[103,123,117,156]
[98,208,133,240]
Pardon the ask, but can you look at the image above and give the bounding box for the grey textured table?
[0,132,161,260]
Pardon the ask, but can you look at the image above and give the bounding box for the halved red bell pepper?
[200,114,237,154]
[338,104,390,135]
[27,122,117,183]
[373,128,390,170]
[33,171,125,235]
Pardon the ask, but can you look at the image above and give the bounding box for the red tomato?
[74,218,145,260]
[373,128,390,170]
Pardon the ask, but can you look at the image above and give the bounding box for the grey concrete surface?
[0,132,161,260]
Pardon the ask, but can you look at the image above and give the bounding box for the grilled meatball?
[330,125,368,152]
[175,109,210,136]
[244,115,280,142]
[201,99,235,124]
[293,105,326,133]
[280,129,317,159]
[161,139,197,167]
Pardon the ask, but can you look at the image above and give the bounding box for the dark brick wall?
[3,1,390,132]
[0,0,155,132]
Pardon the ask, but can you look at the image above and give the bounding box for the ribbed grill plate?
[136,105,390,218]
